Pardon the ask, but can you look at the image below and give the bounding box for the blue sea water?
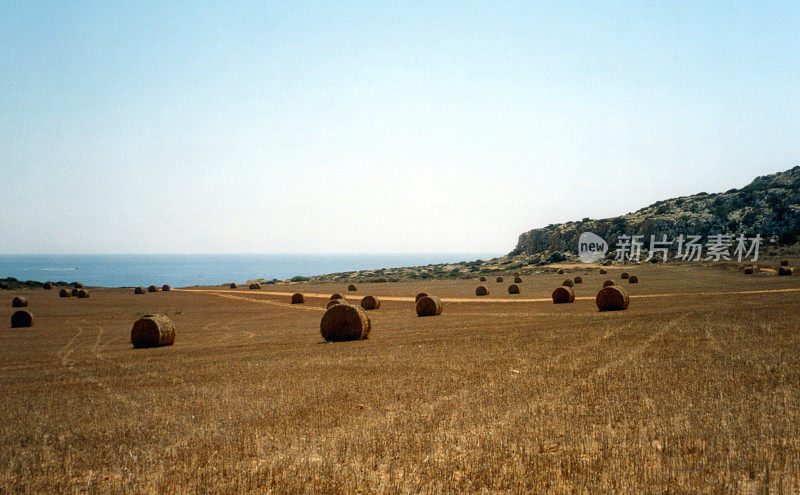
[0,253,499,288]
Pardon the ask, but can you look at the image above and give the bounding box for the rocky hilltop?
[512,166,800,261]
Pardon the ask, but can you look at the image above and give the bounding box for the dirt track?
[181,285,800,304]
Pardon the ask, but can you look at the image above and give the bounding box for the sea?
[0,253,499,288]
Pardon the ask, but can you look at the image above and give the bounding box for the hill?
[512,166,800,261]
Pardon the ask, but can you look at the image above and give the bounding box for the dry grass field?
[2,264,800,492]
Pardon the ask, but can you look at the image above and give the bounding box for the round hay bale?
[148,285,159,293]
[74,282,83,289]
[291,292,304,304]
[743,266,754,275]
[562,279,574,287]
[557,269,565,275]
[778,267,793,276]
[249,283,261,290]
[573,276,582,284]
[360,295,381,310]
[415,292,428,302]
[781,260,789,266]
[514,276,522,283]
[71,288,80,297]
[508,284,520,294]
[162,284,171,292]
[11,310,33,328]
[330,293,343,300]
[229,282,238,289]
[320,304,371,342]
[131,314,176,348]
[77,289,89,298]
[602,280,616,288]
[347,284,357,292]
[59,288,71,298]
[12,296,27,308]
[479,276,487,282]
[628,275,639,284]
[596,286,630,311]
[552,286,575,304]
[43,283,52,290]
[620,272,630,280]
[134,286,145,295]
[326,298,347,309]
[475,286,489,296]
[496,276,504,283]
[416,296,443,317]
[599,269,607,274]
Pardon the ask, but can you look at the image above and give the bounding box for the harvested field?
[1,264,800,492]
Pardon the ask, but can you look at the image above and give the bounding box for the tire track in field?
[427,315,686,459]
[59,319,140,407]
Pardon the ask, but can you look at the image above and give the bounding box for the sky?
[1,1,799,255]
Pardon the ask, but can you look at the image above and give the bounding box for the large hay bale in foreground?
[599,269,607,274]
[12,296,27,308]
[249,283,261,290]
[475,286,489,296]
[628,275,639,284]
[134,286,145,294]
[781,260,789,266]
[291,293,304,304]
[596,286,630,311]
[573,276,582,284]
[327,298,347,309]
[778,267,793,276]
[59,288,71,298]
[514,276,522,283]
[347,284,357,292]
[552,286,575,304]
[496,276,504,283]
[562,279,574,287]
[229,283,238,289]
[602,280,616,288]
[77,289,89,298]
[43,283,52,290]
[416,296,443,317]
[71,288,80,297]
[360,295,381,310]
[148,285,159,293]
[415,292,428,302]
[330,293,343,300]
[508,284,520,294]
[479,276,487,282]
[162,285,171,292]
[557,269,565,275]
[320,304,371,342]
[620,272,630,280]
[131,314,176,348]
[11,310,33,328]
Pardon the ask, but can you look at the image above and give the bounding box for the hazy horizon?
[3,2,799,255]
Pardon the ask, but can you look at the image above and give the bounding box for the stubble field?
[2,264,799,492]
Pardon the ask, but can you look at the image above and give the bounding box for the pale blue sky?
[2,1,799,254]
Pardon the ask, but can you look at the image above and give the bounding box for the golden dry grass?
[1,265,800,492]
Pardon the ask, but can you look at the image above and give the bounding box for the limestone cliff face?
[512,166,800,257]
